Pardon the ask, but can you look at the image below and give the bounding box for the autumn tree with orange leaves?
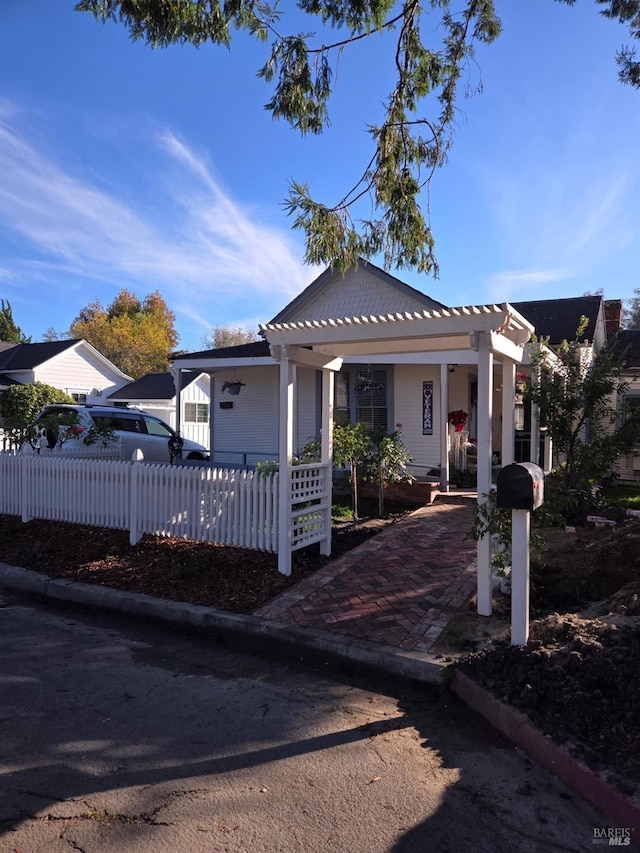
[68,290,179,379]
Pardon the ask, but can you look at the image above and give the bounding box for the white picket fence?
[0,452,280,553]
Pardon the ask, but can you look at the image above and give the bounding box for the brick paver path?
[255,501,478,652]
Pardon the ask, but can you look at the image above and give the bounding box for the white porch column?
[501,358,515,467]
[320,369,335,556]
[476,332,493,617]
[440,363,450,492]
[171,367,183,438]
[530,365,541,465]
[278,353,296,576]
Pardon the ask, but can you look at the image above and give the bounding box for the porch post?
[530,364,541,465]
[320,369,335,556]
[501,358,515,466]
[440,363,450,492]
[278,352,295,576]
[171,367,183,437]
[476,332,493,617]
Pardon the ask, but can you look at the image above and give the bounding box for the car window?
[113,415,144,433]
[92,415,116,430]
[142,415,173,438]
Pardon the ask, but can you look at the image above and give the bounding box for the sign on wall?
[422,381,433,435]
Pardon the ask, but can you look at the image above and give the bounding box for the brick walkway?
[255,500,478,653]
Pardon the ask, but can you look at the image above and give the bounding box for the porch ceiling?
[261,303,534,362]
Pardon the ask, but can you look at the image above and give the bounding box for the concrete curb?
[452,670,640,836]
[0,563,443,686]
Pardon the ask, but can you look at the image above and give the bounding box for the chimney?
[604,299,622,337]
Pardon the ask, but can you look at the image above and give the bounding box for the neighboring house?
[609,328,640,481]
[0,339,132,403]
[0,338,133,448]
[107,371,211,450]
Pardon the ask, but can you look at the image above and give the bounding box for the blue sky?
[0,0,638,351]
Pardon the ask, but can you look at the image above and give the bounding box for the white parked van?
[31,405,209,464]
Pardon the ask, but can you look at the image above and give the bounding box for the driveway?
[0,589,604,852]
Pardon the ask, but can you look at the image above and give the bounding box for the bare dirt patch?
[438,519,640,796]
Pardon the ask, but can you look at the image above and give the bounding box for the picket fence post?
[20,453,31,523]
[129,449,144,545]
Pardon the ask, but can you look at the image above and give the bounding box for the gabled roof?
[269,259,447,324]
[0,339,79,371]
[172,340,271,363]
[610,330,640,368]
[511,296,603,346]
[108,371,201,402]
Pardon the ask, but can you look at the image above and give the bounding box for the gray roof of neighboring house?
[0,339,79,371]
[511,296,603,345]
[171,340,271,362]
[108,371,201,401]
[610,330,640,368]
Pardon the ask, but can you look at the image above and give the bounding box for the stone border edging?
[452,669,640,836]
[0,562,443,686]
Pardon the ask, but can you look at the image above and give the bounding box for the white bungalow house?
[107,371,211,449]
[171,260,541,609]
[170,263,613,479]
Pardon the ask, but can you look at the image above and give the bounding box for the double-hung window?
[185,402,208,424]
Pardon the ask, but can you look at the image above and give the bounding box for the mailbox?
[496,462,544,511]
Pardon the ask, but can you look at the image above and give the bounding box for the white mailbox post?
[496,462,545,646]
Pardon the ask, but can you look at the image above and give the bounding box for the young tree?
[364,429,415,517]
[333,423,373,520]
[527,318,640,494]
[77,0,638,274]
[202,325,260,349]
[68,290,179,378]
[0,383,74,447]
[0,300,30,343]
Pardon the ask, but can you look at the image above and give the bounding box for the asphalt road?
[0,588,605,852]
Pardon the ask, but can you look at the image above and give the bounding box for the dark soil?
[0,502,408,613]
[456,519,640,797]
[1,506,639,798]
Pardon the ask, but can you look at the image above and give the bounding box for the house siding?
[296,367,318,452]
[286,267,435,321]
[393,364,442,474]
[610,374,640,481]
[211,366,280,465]
[33,346,128,399]
[181,374,211,448]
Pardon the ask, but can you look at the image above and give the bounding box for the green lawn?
[600,483,640,509]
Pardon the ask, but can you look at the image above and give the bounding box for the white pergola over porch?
[261,303,534,617]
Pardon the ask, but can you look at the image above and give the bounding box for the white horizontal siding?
[34,345,128,397]
[296,367,318,453]
[212,366,279,464]
[393,364,442,473]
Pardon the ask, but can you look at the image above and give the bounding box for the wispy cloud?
[486,268,574,302]
[0,105,316,340]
